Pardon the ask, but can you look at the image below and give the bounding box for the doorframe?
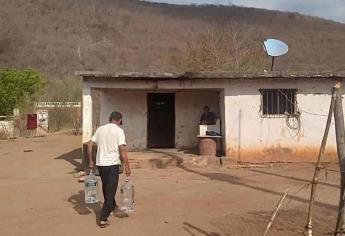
[146,92,176,148]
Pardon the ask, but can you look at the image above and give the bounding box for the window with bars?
[260,89,297,116]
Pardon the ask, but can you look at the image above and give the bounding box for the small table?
[197,135,222,156]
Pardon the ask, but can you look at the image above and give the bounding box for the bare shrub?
[40,77,81,132]
[174,27,268,71]
[48,107,79,132]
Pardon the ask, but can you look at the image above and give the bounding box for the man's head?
[109,111,123,125]
[203,106,210,112]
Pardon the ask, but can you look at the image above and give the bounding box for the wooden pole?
[334,81,345,236]
[305,82,339,236]
[264,188,289,236]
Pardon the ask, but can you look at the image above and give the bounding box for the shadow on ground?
[68,190,101,219]
[183,167,337,210]
[183,222,221,236]
[211,208,336,236]
[248,168,339,189]
[155,150,338,211]
[55,148,83,171]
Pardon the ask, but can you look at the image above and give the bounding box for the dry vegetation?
[0,0,344,84]
[173,26,268,71]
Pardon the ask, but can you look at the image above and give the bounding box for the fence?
[0,102,81,139]
[0,120,14,139]
[36,102,81,133]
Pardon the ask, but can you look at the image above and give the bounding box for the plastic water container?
[84,170,99,204]
[119,177,134,213]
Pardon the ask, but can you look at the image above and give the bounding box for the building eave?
[76,71,345,81]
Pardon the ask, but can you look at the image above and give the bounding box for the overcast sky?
[142,0,345,24]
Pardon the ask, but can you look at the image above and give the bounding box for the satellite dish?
[263,39,288,57]
[263,38,289,71]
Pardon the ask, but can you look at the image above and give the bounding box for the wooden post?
[305,82,339,236]
[334,81,345,236]
[264,188,289,236]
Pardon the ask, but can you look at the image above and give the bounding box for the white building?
[79,71,345,163]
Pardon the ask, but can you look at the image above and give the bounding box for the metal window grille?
[260,89,297,117]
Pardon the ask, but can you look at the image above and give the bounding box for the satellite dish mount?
[271,56,275,71]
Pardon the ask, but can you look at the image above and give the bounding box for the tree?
[0,68,45,115]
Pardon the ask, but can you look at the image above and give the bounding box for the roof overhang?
[76,71,345,81]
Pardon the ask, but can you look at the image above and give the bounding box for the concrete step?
[128,154,180,169]
[128,150,230,169]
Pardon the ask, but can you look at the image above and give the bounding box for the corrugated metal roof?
[76,71,345,80]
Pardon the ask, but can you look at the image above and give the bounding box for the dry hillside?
[0,0,344,79]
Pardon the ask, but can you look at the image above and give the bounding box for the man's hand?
[89,161,94,169]
[125,165,131,176]
[119,145,131,176]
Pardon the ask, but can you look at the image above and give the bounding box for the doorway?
[147,93,175,148]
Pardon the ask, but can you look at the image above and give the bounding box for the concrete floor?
[0,134,341,236]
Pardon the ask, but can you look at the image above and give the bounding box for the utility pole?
[334,81,345,236]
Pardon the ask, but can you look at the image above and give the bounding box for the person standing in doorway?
[86,111,131,228]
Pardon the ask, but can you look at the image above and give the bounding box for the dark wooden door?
[148,93,175,148]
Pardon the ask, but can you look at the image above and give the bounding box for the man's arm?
[86,140,95,169]
[119,145,131,176]
[87,128,99,169]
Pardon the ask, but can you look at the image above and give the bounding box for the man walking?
[86,111,131,228]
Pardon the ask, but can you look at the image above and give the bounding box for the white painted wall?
[223,79,339,162]
[0,121,14,138]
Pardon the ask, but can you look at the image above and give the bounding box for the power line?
[277,89,328,117]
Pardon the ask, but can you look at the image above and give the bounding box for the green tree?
[0,68,45,115]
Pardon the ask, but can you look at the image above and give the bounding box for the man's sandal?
[99,221,109,228]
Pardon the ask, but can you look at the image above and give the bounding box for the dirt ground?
[0,134,341,236]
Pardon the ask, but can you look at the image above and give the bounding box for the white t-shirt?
[91,123,126,166]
